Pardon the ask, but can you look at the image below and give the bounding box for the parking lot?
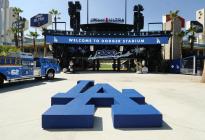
[0,72,205,140]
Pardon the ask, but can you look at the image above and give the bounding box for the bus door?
[21,58,34,77]
[33,58,42,77]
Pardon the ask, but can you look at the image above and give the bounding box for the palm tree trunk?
[190,39,194,55]
[170,21,173,60]
[44,36,47,57]
[17,14,20,48]
[180,40,183,58]
[190,32,195,55]
[202,60,205,83]
[20,30,24,52]
[33,38,36,57]
[14,33,18,47]
[54,16,57,30]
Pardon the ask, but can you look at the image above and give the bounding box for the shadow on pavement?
[66,70,135,75]
[46,116,103,132]
[44,119,172,132]
[0,78,67,94]
[117,121,172,131]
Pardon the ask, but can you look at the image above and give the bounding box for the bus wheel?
[0,76,4,85]
[46,70,55,80]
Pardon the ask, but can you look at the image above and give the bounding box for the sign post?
[30,14,52,57]
[30,14,52,28]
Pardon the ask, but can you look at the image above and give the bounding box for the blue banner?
[46,35,169,45]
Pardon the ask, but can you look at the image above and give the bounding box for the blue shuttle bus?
[0,52,61,85]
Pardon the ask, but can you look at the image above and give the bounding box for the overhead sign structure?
[42,80,162,129]
[30,14,52,28]
[186,21,203,33]
[46,35,169,45]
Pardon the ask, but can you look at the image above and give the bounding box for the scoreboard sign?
[30,14,52,28]
[186,21,203,33]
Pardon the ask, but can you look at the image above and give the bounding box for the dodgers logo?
[54,37,58,43]
[11,69,20,76]
[42,80,162,129]
[156,38,161,44]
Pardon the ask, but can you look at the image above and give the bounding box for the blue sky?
[10,0,205,31]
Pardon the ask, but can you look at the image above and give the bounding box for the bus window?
[15,58,21,65]
[36,61,41,67]
[0,57,5,65]
[22,59,34,68]
[6,58,11,64]
[11,58,15,65]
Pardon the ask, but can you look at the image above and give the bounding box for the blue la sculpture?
[42,80,162,129]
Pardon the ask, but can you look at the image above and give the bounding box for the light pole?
[125,0,127,24]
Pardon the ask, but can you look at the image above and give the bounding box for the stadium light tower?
[87,0,89,24]
[68,1,81,32]
[133,4,144,33]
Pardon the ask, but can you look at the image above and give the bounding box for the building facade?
[162,15,184,60]
[196,9,205,47]
[0,0,15,45]
[196,8,205,32]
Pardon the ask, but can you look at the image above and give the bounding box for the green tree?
[176,30,186,58]
[0,46,20,56]
[187,26,197,54]
[12,7,23,48]
[41,28,47,57]
[185,26,203,82]
[8,27,19,47]
[169,10,180,60]
[28,31,39,57]
[49,9,61,30]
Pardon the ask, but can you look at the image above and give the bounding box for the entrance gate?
[91,59,135,72]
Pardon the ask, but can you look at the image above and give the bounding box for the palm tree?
[49,9,61,30]
[187,26,197,55]
[9,27,19,47]
[169,10,180,60]
[19,17,27,51]
[12,7,23,48]
[28,31,39,57]
[13,7,23,17]
[42,28,47,57]
[176,30,186,58]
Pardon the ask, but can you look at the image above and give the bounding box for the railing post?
[193,56,196,75]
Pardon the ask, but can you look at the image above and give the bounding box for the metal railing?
[181,56,205,75]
